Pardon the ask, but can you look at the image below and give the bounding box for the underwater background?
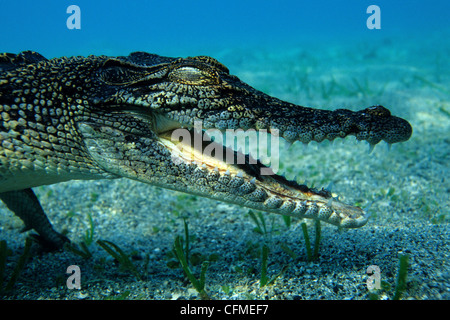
[0,0,449,300]
[1,0,449,58]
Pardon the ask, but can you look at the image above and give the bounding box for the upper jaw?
[158,101,412,149]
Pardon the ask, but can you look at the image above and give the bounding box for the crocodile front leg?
[0,189,69,249]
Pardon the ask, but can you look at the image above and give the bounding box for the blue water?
[1,0,449,57]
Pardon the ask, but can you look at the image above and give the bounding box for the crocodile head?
[1,51,412,229]
[74,52,412,228]
[92,52,412,145]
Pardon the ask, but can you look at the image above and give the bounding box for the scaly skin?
[0,51,412,249]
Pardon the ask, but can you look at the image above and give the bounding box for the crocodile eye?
[99,67,145,85]
[169,66,218,85]
[98,59,151,85]
[98,58,171,85]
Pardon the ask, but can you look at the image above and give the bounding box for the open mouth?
[79,105,370,228]
[153,113,369,228]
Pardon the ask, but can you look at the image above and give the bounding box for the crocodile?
[0,51,412,249]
